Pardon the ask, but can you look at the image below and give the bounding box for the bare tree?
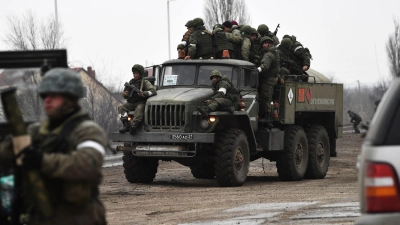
[386,18,400,78]
[3,10,66,50]
[203,0,251,30]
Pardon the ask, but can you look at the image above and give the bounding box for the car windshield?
[162,64,235,87]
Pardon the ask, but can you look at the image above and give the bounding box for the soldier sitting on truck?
[197,70,239,118]
[118,64,157,134]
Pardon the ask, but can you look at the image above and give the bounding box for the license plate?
[170,134,193,140]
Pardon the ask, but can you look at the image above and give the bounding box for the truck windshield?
[162,65,236,87]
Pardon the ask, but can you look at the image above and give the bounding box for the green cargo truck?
[112,59,343,187]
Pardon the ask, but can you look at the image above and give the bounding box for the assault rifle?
[273,24,280,36]
[280,57,309,82]
[124,82,143,98]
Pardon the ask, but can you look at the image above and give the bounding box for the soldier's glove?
[20,146,43,170]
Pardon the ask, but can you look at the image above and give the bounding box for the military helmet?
[283,34,297,42]
[192,17,204,27]
[213,24,223,30]
[209,70,222,80]
[39,68,84,98]
[185,20,193,27]
[257,24,269,35]
[281,38,293,48]
[240,25,252,35]
[131,64,144,76]
[260,36,273,44]
[250,28,258,35]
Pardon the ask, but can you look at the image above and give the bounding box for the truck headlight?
[200,119,209,129]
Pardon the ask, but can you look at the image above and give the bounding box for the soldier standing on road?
[257,36,281,124]
[177,20,195,59]
[0,68,108,225]
[197,70,239,118]
[348,110,362,133]
[185,18,215,60]
[118,64,157,134]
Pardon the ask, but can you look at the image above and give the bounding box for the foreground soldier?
[257,36,281,124]
[118,64,157,134]
[0,68,108,225]
[283,34,311,72]
[197,70,239,117]
[348,110,362,133]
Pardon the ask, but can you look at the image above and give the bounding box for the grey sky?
[0,0,399,87]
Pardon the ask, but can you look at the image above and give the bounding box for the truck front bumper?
[112,132,215,143]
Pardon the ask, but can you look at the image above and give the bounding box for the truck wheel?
[190,161,215,179]
[214,129,250,187]
[305,125,330,179]
[277,126,308,181]
[122,150,158,183]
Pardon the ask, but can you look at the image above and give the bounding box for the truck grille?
[146,104,186,129]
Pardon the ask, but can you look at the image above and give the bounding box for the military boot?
[197,106,211,118]
[130,121,140,135]
[258,112,271,124]
[119,118,130,133]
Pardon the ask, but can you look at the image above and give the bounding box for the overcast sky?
[1,0,399,87]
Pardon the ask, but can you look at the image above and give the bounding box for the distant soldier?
[240,25,254,62]
[257,24,280,46]
[185,18,214,60]
[257,36,281,124]
[118,64,157,134]
[348,110,362,133]
[283,35,311,72]
[212,24,234,59]
[197,70,239,118]
[177,20,195,59]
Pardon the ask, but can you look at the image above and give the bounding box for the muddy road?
[100,130,363,225]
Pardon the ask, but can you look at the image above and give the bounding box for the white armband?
[218,87,227,95]
[257,67,262,72]
[147,91,153,96]
[190,44,196,47]
[181,41,187,46]
[77,140,105,157]
[294,46,303,52]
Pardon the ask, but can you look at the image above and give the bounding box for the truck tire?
[122,150,158,183]
[305,125,330,179]
[214,129,250,187]
[190,161,215,179]
[277,125,308,181]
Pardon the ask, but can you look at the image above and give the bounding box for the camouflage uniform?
[197,70,239,117]
[257,37,281,122]
[283,35,311,71]
[187,18,214,59]
[118,64,157,133]
[213,27,234,59]
[250,28,262,66]
[229,25,244,59]
[177,20,195,59]
[0,69,108,225]
[240,25,253,62]
[257,24,280,46]
[348,110,362,133]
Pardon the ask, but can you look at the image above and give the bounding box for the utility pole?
[54,0,59,48]
[167,0,177,60]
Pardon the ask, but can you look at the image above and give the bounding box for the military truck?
[112,59,343,187]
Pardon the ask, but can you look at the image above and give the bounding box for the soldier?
[0,68,108,224]
[177,20,195,59]
[348,110,362,133]
[250,27,262,66]
[197,70,239,117]
[283,34,311,73]
[212,24,234,59]
[118,64,157,134]
[184,18,214,60]
[257,24,280,46]
[257,36,281,124]
[240,25,254,62]
[277,37,303,81]
[223,21,243,60]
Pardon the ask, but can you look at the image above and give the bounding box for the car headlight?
[200,119,209,129]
